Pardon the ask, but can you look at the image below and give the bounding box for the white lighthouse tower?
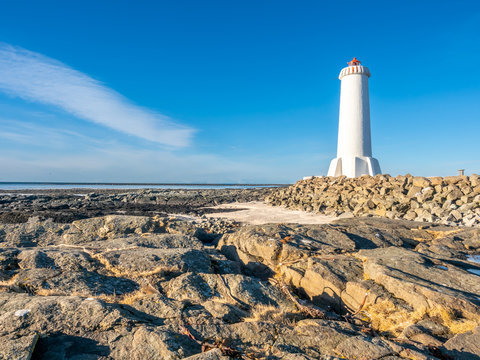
[327,57,381,177]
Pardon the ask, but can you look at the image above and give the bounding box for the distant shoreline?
[0,181,288,186]
[0,182,289,192]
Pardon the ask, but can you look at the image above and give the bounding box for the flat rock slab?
[11,268,139,297]
[79,233,204,250]
[183,348,230,360]
[356,247,480,319]
[99,248,211,275]
[218,223,355,269]
[0,333,38,360]
[0,294,133,336]
[62,215,167,244]
[443,325,480,359]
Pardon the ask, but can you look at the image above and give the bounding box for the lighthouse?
[327,57,381,177]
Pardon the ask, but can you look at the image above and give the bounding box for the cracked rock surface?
[0,190,479,359]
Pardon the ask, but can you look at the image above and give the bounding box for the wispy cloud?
[0,43,194,147]
[0,146,283,183]
[0,117,303,183]
[0,118,106,147]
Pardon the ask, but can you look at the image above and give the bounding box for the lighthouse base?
[327,156,381,178]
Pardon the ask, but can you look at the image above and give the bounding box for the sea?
[0,182,286,191]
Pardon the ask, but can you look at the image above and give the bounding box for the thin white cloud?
[0,118,105,147]
[0,147,284,183]
[0,43,194,147]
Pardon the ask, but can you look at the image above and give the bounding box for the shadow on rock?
[31,333,110,359]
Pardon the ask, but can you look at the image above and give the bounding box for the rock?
[404,210,417,220]
[272,319,411,359]
[443,326,480,359]
[62,215,166,244]
[218,223,355,271]
[0,188,273,224]
[446,188,464,201]
[0,333,38,360]
[1,204,480,358]
[298,256,363,308]
[413,177,432,188]
[407,186,423,198]
[99,248,211,275]
[217,217,480,341]
[356,247,480,332]
[266,174,480,227]
[430,177,444,186]
[110,326,201,360]
[0,219,69,247]
[0,294,137,337]
[334,336,397,359]
[165,273,214,302]
[182,348,230,360]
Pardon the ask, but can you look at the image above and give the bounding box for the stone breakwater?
[266,174,480,226]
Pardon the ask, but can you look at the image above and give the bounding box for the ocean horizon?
[0,182,288,191]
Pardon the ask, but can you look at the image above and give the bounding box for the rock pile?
[266,174,480,226]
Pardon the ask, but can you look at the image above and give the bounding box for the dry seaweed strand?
[341,290,379,336]
[272,277,380,338]
[180,325,249,359]
[271,278,328,319]
[351,291,368,316]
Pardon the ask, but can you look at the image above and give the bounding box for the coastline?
[0,182,289,192]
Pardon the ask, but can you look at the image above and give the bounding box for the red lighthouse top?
[348,57,361,66]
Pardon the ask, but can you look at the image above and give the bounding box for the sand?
[205,201,351,225]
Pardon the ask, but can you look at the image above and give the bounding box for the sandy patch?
[205,201,351,225]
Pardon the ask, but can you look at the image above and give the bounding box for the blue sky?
[0,0,479,183]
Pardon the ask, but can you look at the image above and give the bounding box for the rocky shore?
[266,174,480,227]
[0,188,479,359]
[0,188,272,224]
